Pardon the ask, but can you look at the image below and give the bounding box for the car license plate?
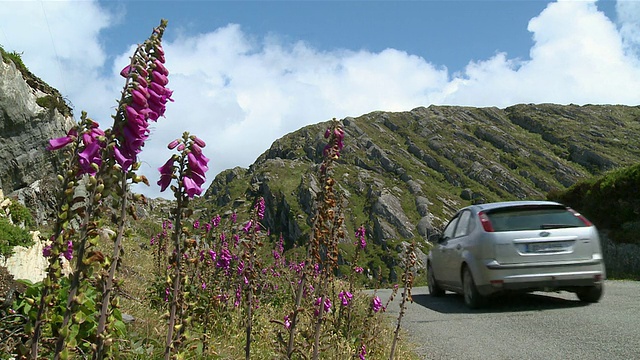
[526,242,568,253]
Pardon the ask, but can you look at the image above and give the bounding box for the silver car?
[427,200,605,308]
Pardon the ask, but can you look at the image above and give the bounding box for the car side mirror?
[428,232,442,244]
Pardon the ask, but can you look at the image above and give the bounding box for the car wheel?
[576,283,604,303]
[427,264,445,297]
[462,266,484,309]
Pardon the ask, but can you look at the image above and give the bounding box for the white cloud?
[1,0,639,199]
[442,0,640,106]
[616,0,640,60]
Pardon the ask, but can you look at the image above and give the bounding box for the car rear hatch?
[481,204,598,265]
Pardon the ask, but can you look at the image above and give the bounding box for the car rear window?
[486,205,586,232]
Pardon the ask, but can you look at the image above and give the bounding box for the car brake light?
[478,211,495,232]
[568,208,593,226]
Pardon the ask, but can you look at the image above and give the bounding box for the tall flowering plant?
[157,132,209,359]
[283,119,346,360]
[26,20,171,360]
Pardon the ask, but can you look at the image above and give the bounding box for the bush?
[0,218,33,257]
[7,202,34,228]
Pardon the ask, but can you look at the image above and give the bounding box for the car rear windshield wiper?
[540,224,581,229]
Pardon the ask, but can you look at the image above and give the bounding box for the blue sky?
[1,0,639,198]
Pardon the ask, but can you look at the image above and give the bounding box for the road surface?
[373,280,640,360]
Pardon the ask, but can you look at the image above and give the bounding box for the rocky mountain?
[203,104,640,280]
[0,49,74,223]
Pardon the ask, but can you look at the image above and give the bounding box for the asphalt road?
[374,280,640,360]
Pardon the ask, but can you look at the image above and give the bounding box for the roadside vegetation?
[0,21,419,360]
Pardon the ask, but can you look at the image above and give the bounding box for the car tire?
[428,264,445,297]
[462,266,484,309]
[576,283,604,303]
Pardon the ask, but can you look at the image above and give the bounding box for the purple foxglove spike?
[167,139,180,149]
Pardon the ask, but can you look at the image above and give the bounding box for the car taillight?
[568,208,593,226]
[478,211,495,232]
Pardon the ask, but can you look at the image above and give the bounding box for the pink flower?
[42,244,52,257]
[338,291,353,307]
[314,297,332,316]
[183,176,203,198]
[157,157,176,192]
[192,136,206,147]
[243,220,252,233]
[78,141,103,176]
[283,315,291,329]
[255,197,265,220]
[47,128,78,151]
[211,215,221,227]
[167,139,180,149]
[355,225,367,249]
[371,296,383,313]
[63,240,73,261]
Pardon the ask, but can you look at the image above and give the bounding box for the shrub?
[0,218,33,257]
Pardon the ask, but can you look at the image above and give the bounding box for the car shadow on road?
[412,292,587,314]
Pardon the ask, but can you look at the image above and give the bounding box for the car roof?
[469,200,563,212]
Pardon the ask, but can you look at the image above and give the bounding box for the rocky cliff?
[0,52,74,223]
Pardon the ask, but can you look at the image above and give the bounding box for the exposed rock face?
[0,59,74,196]
[1,57,75,225]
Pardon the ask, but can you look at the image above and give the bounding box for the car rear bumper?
[477,257,605,294]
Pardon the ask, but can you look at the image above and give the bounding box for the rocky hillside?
[203,104,640,279]
[0,48,74,223]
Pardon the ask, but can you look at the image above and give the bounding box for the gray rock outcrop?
[0,58,74,195]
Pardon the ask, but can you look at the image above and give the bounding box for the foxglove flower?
[355,225,367,249]
[211,215,221,227]
[42,244,52,258]
[371,296,383,313]
[47,128,77,151]
[338,290,353,307]
[183,176,202,198]
[157,157,176,192]
[359,344,366,360]
[63,240,73,261]
[255,197,265,220]
[114,22,172,171]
